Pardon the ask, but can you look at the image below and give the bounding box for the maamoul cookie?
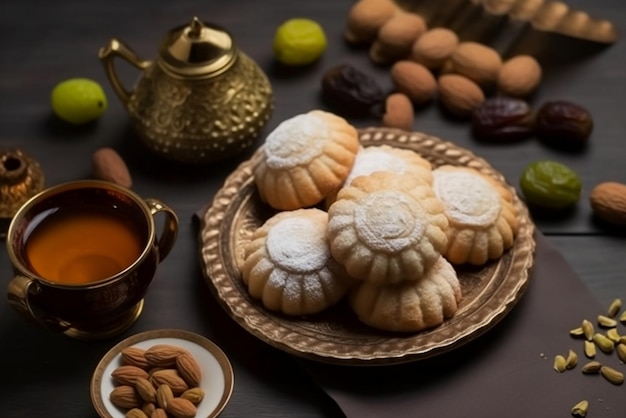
[328,171,449,285]
[241,208,353,316]
[432,165,519,265]
[325,144,434,206]
[252,110,360,210]
[349,256,462,332]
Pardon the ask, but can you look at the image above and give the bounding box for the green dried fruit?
[51,78,107,124]
[273,18,327,66]
[519,160,582,209]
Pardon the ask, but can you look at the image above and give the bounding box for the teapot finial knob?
[189,17,204,39]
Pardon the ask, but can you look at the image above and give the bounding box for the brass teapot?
[99,17,274,164]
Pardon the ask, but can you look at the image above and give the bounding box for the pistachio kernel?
[600,365,624,385]
[571,399,589,417]
[584,340,596,359]
[606,328,621,343]
[553,354,567,373]
[608,298,622,318]
[581,319,594,341]
[593,333,615,354]
[565,349,578,369]
[617,343,626,363]
[581,361,602,374]
[597,314,617,328]
[569,327,584,338]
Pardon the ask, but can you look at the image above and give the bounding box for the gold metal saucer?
[199,128,536,365]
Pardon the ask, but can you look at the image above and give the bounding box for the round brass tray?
[199,127,536,365]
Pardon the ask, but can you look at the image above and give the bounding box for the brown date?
[535,100,593,149]
[321,64,385,118]
[471,97,535,142]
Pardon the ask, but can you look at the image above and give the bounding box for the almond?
[151,409,168,418]
[437,74,485,117]
[121,347,150,369]
[167,397,197,418]
[111,365,149,386]
[144,344,189,367]
[125,408,148,418]
[344,0,399,44]
[156,384,174,410]
[448,42,502,87]
[150,369,189,395]
[409,27,459,70]
[390,61,436,105]
[92,147,132,188]
[135,377,157,403]
[109,385,142,409]
[176,353,202,388]
[497,55,542,98]
[180,387,205,404]
[382,93,414,131]
[370,11,427,64]
[590,182,626,225]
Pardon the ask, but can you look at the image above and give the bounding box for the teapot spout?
[98,38,151,106]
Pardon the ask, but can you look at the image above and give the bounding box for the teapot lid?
[158,17,237,78]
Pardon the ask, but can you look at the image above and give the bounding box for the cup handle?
[145,198,179,262]
[98,38,151,106]
[7,276,70,332]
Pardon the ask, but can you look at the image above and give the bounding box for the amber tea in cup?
[24,205,144,285]
[6,180,179,339]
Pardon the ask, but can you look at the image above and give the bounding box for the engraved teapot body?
[99,17,274,164]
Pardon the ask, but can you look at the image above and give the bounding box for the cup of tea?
[6,180,179,339]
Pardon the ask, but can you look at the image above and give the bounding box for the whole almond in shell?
[121,346,150,369]
[344,0,399,44]
[497,55,542,98]
[150,369,189,395]
[135,377,157,403]
[390,60,436,105]
[176,352,202,388]
[410,27,459,70]
[167,397,197,418]
[437,74,485,117]
[109,385,142,409]
[145,344,189,367]
[382,93,414,131]
[590,182,626,225]
[92,147,132,188]
[111,364,149,386]
[449,42,502,87]
[370,11,427,64]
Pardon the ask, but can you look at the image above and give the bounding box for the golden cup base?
[62,299,144,340]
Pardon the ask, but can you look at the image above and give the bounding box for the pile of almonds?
[109,344,204,418]
[344,0,543,127]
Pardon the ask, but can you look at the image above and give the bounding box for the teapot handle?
[98,38,151,106]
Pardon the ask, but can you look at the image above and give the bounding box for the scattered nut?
[606,328,621,343]
[382,93,414,131]
[437,74,485,117]
[593,333,615,354]
[409,27,459,70]
[608,298,622,318]
[92,147,132,189]
[617,344,626,363]
[565,349,578,369]
[497,55,542,98]
[370,11,427,64]
[598,314,617,328]
[571,399,589,417]
[553,354,567,372]
[448,42,502,87]
[583,340,596,359]
[600,365,624,385]
[580,361,602,374]
[390,61,437,105]
[581,319,594,341]
[589,182,626,226]
[569,327,584,338]
[344,0,399,44]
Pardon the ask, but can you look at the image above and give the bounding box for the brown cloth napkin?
[297,233,626,418]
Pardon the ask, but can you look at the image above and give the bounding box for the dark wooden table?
[1,1,625,417]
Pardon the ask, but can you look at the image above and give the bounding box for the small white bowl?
[91,329,234,418]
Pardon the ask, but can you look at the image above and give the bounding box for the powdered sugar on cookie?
[263,113,329,169]
[433,170,501,227]
[266,216,329,272]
